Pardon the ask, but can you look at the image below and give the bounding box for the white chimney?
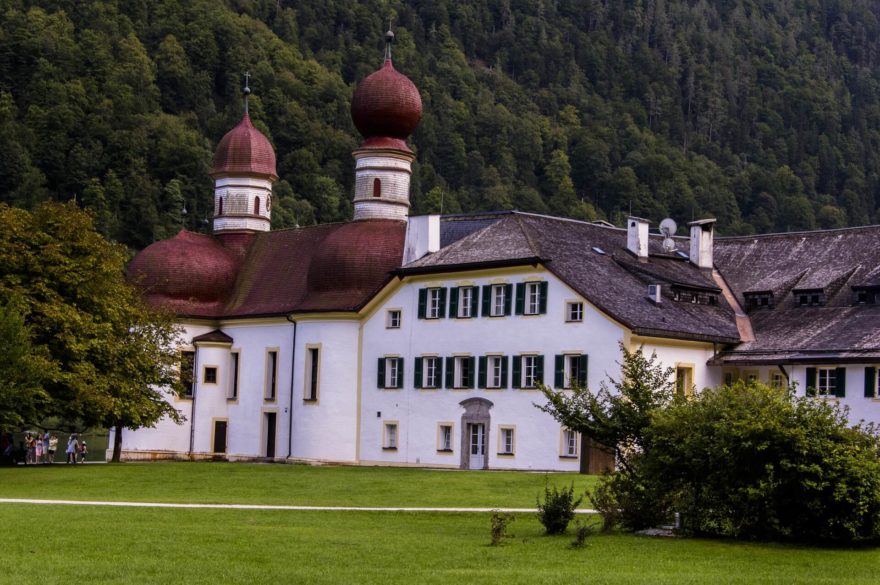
[403,214,440,264]
[627,217,650,261]
[688,218,716,270]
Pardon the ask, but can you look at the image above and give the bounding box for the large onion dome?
[350,59,422,144]
[210,114,278,179]
[128,231,239,305]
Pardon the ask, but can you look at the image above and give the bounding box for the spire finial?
[242,71,251,115]
[384,23,394,62]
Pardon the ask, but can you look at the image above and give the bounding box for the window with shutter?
[414,357,423,389]
[805,367,817,396]
[835,367,846,398]
[377,357,386,388]
[865,367,878,399]
[511,356,522,388]
[515,283,526,315]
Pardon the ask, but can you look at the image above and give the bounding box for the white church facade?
[122,36,880,470]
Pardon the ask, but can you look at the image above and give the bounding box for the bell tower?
[350,31,422,221]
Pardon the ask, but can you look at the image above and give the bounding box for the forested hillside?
[1,0,879,250]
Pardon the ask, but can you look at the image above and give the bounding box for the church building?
[122,36,880,470]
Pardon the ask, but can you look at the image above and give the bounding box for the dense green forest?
[1,0,879,250]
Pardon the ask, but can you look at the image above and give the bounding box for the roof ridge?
[717,223,880,240]
[513,214,544,258]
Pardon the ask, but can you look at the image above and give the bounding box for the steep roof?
[404,213,740,344]
[711,225,880,364]
[130,220,406,319]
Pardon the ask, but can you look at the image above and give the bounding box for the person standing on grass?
[26,433,35,464]
[79,441,87,464]
[66,434,78,464]
[48,434,58,464]
[35,433,43,463]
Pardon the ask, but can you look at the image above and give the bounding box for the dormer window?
[853,287,879,305]
[671,286,718,305]
[744,291,774,311]
[794,289,825,307]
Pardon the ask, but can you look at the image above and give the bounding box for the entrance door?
[265,413,277,459]
[468,423,485,469]
[213,420,227,454]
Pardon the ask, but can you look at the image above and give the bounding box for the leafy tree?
[0,202,185,461]
[537,343,675,473]
[0,301,50,430]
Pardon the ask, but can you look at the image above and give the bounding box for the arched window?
[254,196,261,215]
[218,197,223,216]
[373,178,381,198]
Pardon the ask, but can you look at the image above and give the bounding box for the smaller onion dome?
[351,59,422,142]
[211,114,278,179]
[128,231,239,304]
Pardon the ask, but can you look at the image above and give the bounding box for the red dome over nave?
[211,114,278,179]
[128,230,239,305]
[351,59,422,143]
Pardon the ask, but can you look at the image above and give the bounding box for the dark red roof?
[211,114,278,179]
[130,220,407,318]
[351,59,422,142]
[128,230,239,315]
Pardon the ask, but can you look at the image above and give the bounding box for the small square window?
[386,310,401,329]
[438,424,453,452]
[204,366,217,384]
[566,302,584,322]
[499,427,515,455]
[384,423,398,450]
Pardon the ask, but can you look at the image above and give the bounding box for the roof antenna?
[243,71,251,115]
[384,21,394,62]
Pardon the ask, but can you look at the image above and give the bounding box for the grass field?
[1,463,878,584]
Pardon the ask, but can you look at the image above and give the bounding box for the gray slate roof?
[712,225,880,364]
[405,212,741,344]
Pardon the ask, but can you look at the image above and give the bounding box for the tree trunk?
[112,422,123,463]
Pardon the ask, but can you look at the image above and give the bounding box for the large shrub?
[646,382,880,542]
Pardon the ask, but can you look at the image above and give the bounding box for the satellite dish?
[659,218,677,252]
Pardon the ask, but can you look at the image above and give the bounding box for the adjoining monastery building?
[123,39,880,470]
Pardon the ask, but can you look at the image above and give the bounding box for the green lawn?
[1,463,877,584]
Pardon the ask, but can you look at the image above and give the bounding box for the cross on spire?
[242,71,251,115]
[384,23,394,62]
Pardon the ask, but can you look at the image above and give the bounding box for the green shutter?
[466,357,476,388]
[445,357,454,388]
[438,287,447,318]
[806,367,817,396]
[449,287,459,318]
[504,284,513,315]
[835,367,846,398]
[536,355,544,384]
[472,286,481,317]
[481,285,491,316]
[478,356,487,389]
[377,358,386,388]
[578,354,589,387]
[554,355,565,388]
[865,367,877,398]
[539,281,549,314]
[417,289,427,319]
[515,283,526,315]
[512,356,522,388]
[414,357,423,389]
[500,356,509,388]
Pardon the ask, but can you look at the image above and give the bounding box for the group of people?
[22,432,87,464]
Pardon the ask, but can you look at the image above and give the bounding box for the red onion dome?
[211,114,278,179]
[128,231,239,303]
[351,59,422,142]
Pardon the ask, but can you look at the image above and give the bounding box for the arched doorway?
[459,397,493,470]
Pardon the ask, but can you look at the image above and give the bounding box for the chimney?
[688,218,716,270]
[627,217,650,261]
[403,214,440,264]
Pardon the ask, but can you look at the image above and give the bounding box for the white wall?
[359,267,627,471]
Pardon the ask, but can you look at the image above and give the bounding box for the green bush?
[489,511,514,546]
[645,382,880,543]
[537,481,583,535]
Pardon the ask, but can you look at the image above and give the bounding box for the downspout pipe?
[286,314,298,459]
[188,345,200,458]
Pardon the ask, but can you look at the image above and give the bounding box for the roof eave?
[631,327,741,345]
[394,256,546,277]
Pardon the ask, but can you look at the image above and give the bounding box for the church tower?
[349,31,422,221]
[210,77,278,236]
